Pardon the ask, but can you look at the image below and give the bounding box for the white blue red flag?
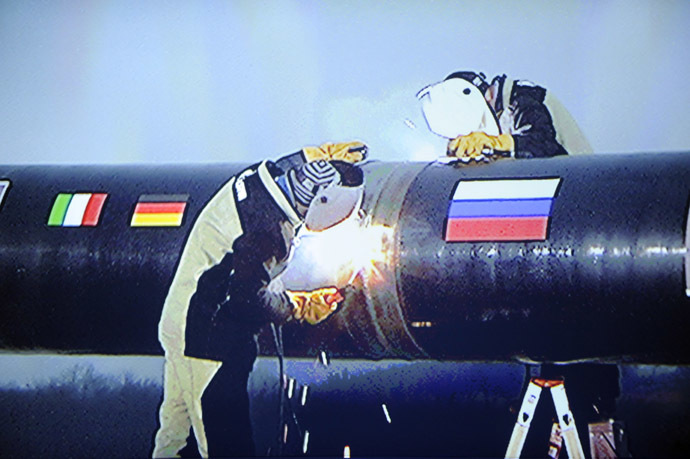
[445,177,561,242]
[0,180,9,210]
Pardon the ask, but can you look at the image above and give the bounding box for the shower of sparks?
[320,350,329,367]
[290,218,393,289]
[283,423,288,444]
[346,222,394,286]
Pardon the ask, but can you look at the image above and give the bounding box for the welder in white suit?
[418,71,592,161]
[152,142,366,458]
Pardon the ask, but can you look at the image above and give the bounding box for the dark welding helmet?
[444,71,490,93]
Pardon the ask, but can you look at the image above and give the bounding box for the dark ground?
[1,358,689,458]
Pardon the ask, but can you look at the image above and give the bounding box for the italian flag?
[47,193,108,227]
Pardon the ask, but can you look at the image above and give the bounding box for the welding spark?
[317,218,393,287]
[302,430,310,454]
[287,378,295,399]
[280,215,393,292]
[301,385,309,406]
[347,221,394,286]
[382,403,392,424]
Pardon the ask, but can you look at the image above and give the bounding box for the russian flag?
[445,178,561,242]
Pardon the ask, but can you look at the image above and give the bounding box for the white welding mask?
[303,181,364,232]
[418,78,500,139]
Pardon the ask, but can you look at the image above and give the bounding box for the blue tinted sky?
[1,0,689,164]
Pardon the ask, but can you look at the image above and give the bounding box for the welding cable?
[270,322,304,454]
[270,322,285,456]
[285,383,304,440]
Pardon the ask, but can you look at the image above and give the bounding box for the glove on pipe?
[303,141,368,164]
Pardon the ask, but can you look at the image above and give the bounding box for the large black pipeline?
[1,153,689,363]
[0,164,245,355]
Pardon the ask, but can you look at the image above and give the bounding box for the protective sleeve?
[227,233,294,329]
[510,94,568,159]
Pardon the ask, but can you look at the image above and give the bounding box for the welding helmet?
[304,161,364,232]
[417,71,500,139]
[278,162,366,291]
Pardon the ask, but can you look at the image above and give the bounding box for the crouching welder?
[152,142,366,458]
[417,71,592,161]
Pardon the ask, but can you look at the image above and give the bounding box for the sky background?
[1,0,690,165]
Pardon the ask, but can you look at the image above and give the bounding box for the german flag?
[131,194,188,227]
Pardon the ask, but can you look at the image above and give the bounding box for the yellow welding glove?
[303,141,368,164]
[287,287,344,325]
[447,132,514,161]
